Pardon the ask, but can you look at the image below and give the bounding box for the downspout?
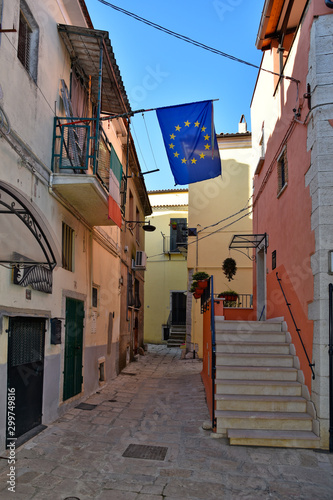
[93,38,103,175]
[210,275,216,431]
[329,284,333,452]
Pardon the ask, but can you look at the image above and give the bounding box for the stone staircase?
[214,319,320,448]
[167,325,186,347]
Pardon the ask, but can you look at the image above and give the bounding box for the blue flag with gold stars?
[156,100,221,185]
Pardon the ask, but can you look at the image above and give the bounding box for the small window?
[277,147,288,196]
[92,286,98,308]
[17,1,39,82]
[62,223,74,271]
[272,250,276,271]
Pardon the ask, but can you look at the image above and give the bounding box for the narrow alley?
[0,345,332,500]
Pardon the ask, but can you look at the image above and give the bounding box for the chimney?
[238,114,247,133]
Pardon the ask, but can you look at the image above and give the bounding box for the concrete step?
[167,340,185,347]
[215,319,283,332]
[215,379,302,397]
[216,341,290,355]
[215,330,287,343]
[170,326,186,333]
[215,394,307,413]
[227,429,320,449]
[168,333,186,340]
[216,353,294,368]
[215,410,313,433]
[216,365,298,381]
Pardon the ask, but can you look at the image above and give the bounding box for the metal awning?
[58,24,131,115]
[0,182,58,271]
[229,234,268,252]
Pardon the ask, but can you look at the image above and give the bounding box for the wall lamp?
[125,220,156,232]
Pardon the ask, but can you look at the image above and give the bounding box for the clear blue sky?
[84,0,264,191]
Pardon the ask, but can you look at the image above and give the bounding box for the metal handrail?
[210,276,216,430]
[276,272,315,380]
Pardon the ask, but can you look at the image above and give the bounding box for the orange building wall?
[251,2,332,392]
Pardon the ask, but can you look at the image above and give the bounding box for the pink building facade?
[251,0,333,449]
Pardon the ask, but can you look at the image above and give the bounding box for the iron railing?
[214,293,253,309]
[276,272,315,380]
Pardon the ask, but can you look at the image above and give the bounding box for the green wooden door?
[63,298,84,401]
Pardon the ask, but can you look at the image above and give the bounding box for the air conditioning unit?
[135,251,147,270]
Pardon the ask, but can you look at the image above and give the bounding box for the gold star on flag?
[205,144,211,150]
[169,143,175,149]
[201,126,207,132]
[200,153,205,159]
[174,151,180,158]
[204,134,210,141]
[181,158,187,164]
[184,120,190,127]
[175,125,181,131]
[191,158,197,164]
[170,133,176,139]
[194,121,200,127]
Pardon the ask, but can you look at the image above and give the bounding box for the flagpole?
[62,99,220,127]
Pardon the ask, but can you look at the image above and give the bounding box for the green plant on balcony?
[218,290,239,306]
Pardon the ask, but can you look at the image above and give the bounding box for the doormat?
[122,444,168,461]
[75,403,97,411]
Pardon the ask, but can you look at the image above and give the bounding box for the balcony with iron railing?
[51,117,125,227]
[162,223,188,255]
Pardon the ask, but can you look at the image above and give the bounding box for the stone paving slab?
[0,344,332,499]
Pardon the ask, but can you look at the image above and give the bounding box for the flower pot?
[197,280,208,289]
[193,289,203,299]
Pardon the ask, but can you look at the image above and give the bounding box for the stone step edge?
[215,394,306,402]
[216,365,297,372]
[215,409,312,420]
[215,379,301,387]
[216,353,292,358]
[215,341,290,346]
[227,429,320,441]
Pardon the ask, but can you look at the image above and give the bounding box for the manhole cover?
[75,403,97,411]
[122,444,168,461]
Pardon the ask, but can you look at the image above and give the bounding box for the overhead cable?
[97,0,300,84]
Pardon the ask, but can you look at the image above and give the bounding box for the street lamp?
[125,220,156,232]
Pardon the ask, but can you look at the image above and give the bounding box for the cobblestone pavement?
[1,344,333,499]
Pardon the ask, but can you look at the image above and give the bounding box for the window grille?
[62,223,74,271]
[277,146,288,196]
[17,1,39,82]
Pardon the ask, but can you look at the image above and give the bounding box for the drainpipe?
[94,38,103,175]
[329,284,333,452]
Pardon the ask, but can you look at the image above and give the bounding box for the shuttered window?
[62,223,74,272]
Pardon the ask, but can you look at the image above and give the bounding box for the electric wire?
[147,209,253,259]
[130,120,149,172]
[141,113,159,171]
[97,0,300,84]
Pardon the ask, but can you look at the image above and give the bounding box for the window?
[272,250,276,271]
[170,218,187,252]
[135,207,140,244]
[62,223,74,271]
[277,147,288,196]
[134,279,141,309]
[17,1,39,82]
[92,286,98,308]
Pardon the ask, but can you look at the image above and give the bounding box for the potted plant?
[170,221,177,230]
[222,258,237,282]
[192,271,209,289]
[218,290,239,306]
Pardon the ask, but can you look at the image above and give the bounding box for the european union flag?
[156,100,221,185]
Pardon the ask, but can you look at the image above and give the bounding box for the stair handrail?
[276,272,315,380]
[210,275,216,430]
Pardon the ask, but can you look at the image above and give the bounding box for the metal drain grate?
[75,403,97,411]
[121,372,136,376]
[122,444,168,461]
